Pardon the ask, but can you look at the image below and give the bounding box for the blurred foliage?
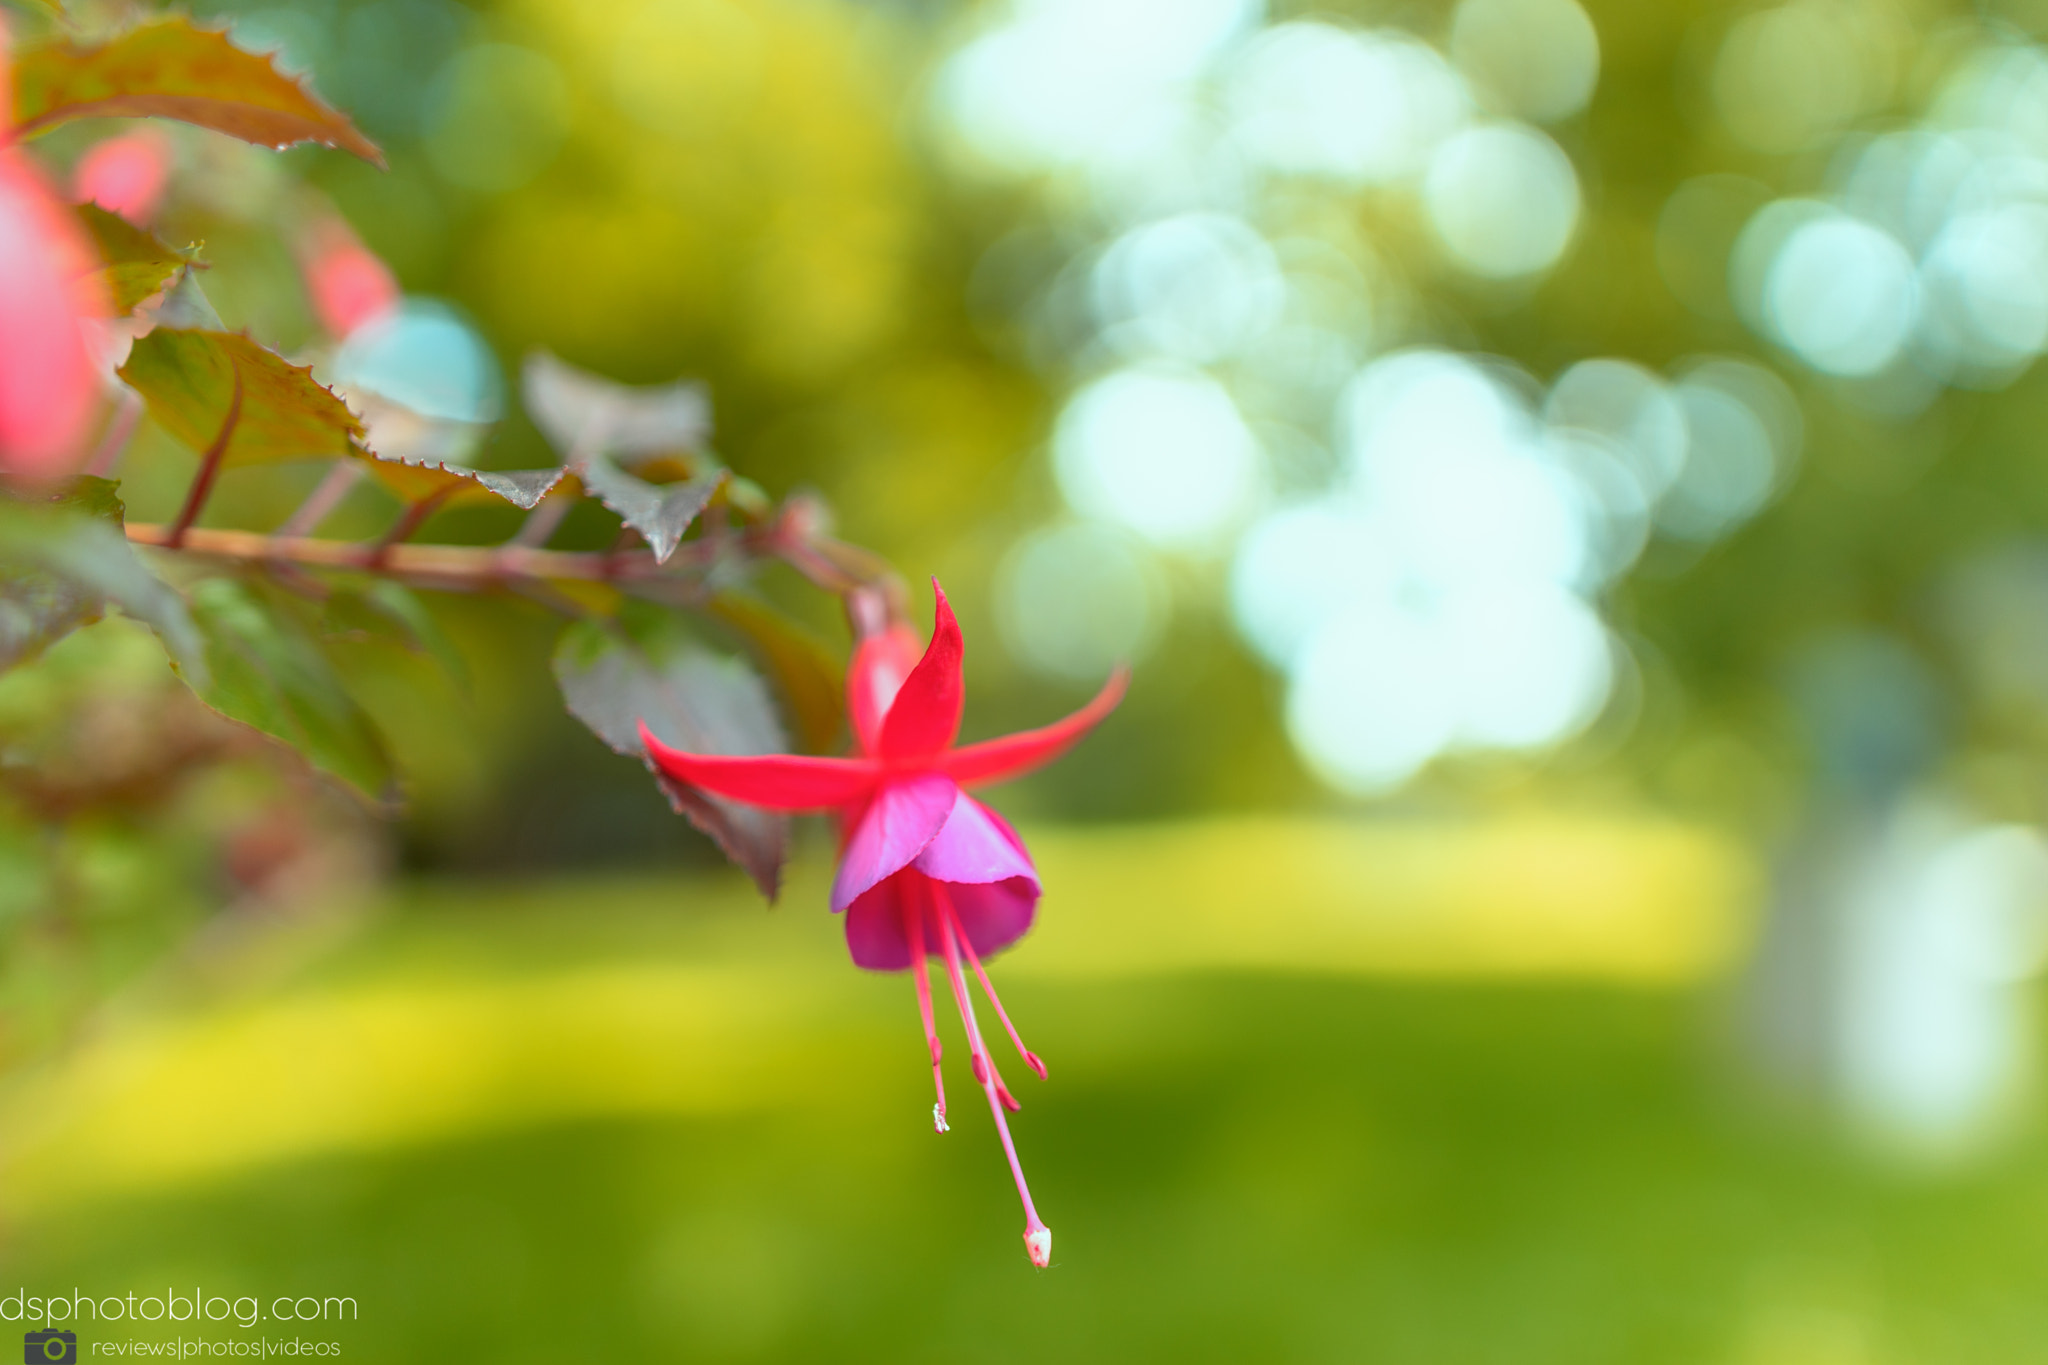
[78,0,2040,862]
[0,616,381,1064]
[2,0,983,1012]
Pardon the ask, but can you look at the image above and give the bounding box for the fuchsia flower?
[639,581,1125,1267]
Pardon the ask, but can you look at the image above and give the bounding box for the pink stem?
[934,881,1050,1265]
[600,525,638,580]
[165,363,245,548]
[930,889,1019,1108]
[83,389,141,478]
[276,460,363,539]
[510,493,572,549]
[366,484,457,568]
[905,883,948,1133]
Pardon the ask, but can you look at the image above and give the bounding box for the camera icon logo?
[23,1330,76,1364]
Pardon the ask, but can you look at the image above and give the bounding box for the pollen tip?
[1025,1052,1047,1081]
[930,1038,943,1065]
[997,1085,1021,1112]
[933,1105,949,1134]
[971,1054,988,1085]
[1024,1223,1051,1268]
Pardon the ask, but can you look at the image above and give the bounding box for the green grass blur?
[0,860,2039,1361]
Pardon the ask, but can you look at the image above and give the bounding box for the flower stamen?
[932,880,1051,1267]
[954,904,1047,1082]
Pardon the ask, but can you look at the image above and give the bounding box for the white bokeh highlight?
[1229,348,1798,788]
[1838,810,2048,1150]
[1228,24,1470,184]
[1716,24,2048,398]
[1424,123,1581,278]
[1053,366,1263,548]
[929,0,1735,795]
[1448,0,1599,124]
[1093,213,1284,363]
[937,0,1260,183]
[998,521,1166,679]
[1763,214,1918,376]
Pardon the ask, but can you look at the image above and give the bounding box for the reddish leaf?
[553,618,790,900]
[118,328,365,467]
[364,452,567,511]
[521,352,723,562]
[576,455,723,563]
[12,18,383,166]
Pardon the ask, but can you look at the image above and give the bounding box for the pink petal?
[913,792,1040,891]
[876,580,964,762]
[947,877,1039,960]
[843,872,917,971]
[927,797,1040,958]
[0,153,105,479]
[830,772,958,912]
[846,624,920,756]
[638,722,879,809]
[841,865,1039,968]
[943,666,1128,788]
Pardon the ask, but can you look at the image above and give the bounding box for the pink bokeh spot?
[73,130,172,224]
[0,155,107,480]
[300,219,400,339]
[0,21,108,480]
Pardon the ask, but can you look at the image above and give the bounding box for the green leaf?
[53,473,127,524]
[321,580,468,689]
[523,350,711,460]
[119,329,365,468]
[12,17,384,165]
[0,481,205,680]
[553,617,789,899]
[75,203,200,314]
[178,577,395,803]
[706,591,844,755]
